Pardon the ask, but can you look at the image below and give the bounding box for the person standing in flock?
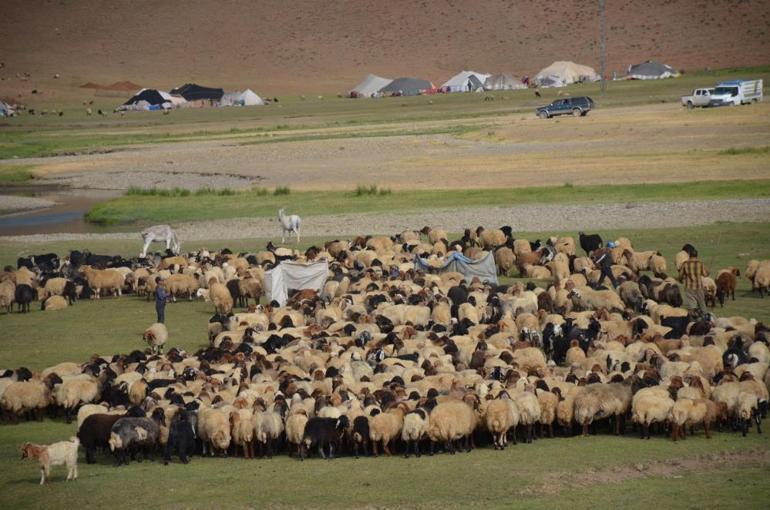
[679,246,708,317]
[593,241,618,288]
[155,277,169,324]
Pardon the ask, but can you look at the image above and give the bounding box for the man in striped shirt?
[678,248,708,316]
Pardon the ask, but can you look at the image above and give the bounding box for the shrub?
[274,186,291,195]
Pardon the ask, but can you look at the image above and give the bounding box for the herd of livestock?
[2,226,770,482]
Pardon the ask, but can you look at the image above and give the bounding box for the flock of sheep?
[2,226,770,483]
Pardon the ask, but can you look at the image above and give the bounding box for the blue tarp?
[414,251,498,284]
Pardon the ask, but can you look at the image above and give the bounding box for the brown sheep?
[715,268,739,306]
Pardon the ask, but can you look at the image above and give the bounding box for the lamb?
[484,391,520,449]
[715,268,739,306]
[197,406,232,456]
[370,402,408,456]
[428,395,479,454]
[21,437,79,484]
[401,407,430,457]
[41,295,68,311]
[81,266,124,299]
[143,323,168,354]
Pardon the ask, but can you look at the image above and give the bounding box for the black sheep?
[300,416,348,460]
[164,409,196,464]
[578,232,603,255]
[661,315,690,339]
[15,284,35,313]
[77,407,146,463]
[351,415,370,458]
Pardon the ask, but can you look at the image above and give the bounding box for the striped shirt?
[679,258,707,289]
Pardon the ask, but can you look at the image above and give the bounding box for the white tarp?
[239,89,264,105]
[442,70,491,92]
[350,74,392,97]
[483,74,527,91]
[534,61,600,87]
[264,260,329,306]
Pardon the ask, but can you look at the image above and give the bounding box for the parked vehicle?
[709,79,763,106]
[536,96,594,119]
[681,88,714,109]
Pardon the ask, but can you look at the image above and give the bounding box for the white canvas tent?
[483,74,526,91]
[534,61,600,87]
[220,89,264,106]
[264,260,329,306]
[442,70,491,92]
[350,74,392,98]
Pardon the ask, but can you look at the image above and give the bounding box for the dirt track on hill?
[3,198,768,243]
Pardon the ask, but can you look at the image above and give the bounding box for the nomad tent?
[350,74,392,98]
[221,89,265,106]
[627,60,679,80]
[379,77,434,96]
[534,61,600,87]
[170,83,224,101]
[0,101,15,117]
[483,74,527,91]
[414,252,498,285]
[442,70,491,92]
[119,89,174,110]
[264,260,329,306]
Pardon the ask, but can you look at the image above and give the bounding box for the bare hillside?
[1,0,769,95]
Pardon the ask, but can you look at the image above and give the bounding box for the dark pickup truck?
[536,96,594,118]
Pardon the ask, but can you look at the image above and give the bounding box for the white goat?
[278,208,301,244]
[140,225,180,257]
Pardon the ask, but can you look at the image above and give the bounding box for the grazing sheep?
[511,388,541,443]
[197,407,232,456]
[109,411,163,465]
[164,409,196,465]
[230,409,255,458]
[401,407,430,457]
[1,378,54,421]
[254,405,285,458]
[0,279,15,313]
[370,402,408,456]
[632,387,674,439]
[143,323,168,354]
[164,274,199,301]
[301,416,348,460]
[285,410,309,458]
[207,281,234,314]
[428,396,479,454]
[716,269,739,306]
[670,398,723,440]
[21,437,79,484]
[82,266,124,299]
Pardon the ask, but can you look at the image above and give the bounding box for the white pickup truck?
[681,88,714,109]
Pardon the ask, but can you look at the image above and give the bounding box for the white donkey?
[140,224,180,257]
[278,208,301,244]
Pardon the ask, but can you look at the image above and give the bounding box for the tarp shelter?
[264,260,329,306]
[414,252,498,285]
[0,101,15,117]
[350,74,392,98]
[170,83,224,101]
[442,70,491,92]
[483,74,527,91]
[627,60,679,80]
[119,89,174,110]
[221,89,265,106]
[534,61,600,87]
[379,77,434,96]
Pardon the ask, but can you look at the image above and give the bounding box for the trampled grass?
[83,179,770,225]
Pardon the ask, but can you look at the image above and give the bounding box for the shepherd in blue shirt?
[155,277,168,323]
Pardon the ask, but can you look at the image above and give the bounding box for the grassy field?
[0,418,767,509]
[83,179,770,225]
[1,65,769,160]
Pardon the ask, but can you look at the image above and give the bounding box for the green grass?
[2,65,769,160]
[83,179,770,226]
[719,145,770,156]
[355,184,392,196]
[0,417,767,509]
[1,222,770,508]
[273,185,291,196]
[0,164,36,184]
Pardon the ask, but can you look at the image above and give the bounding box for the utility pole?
[599,0,606,94]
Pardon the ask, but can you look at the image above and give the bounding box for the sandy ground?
[0,195,56,212]
[3,198,768,243]
[12,103,770,192]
